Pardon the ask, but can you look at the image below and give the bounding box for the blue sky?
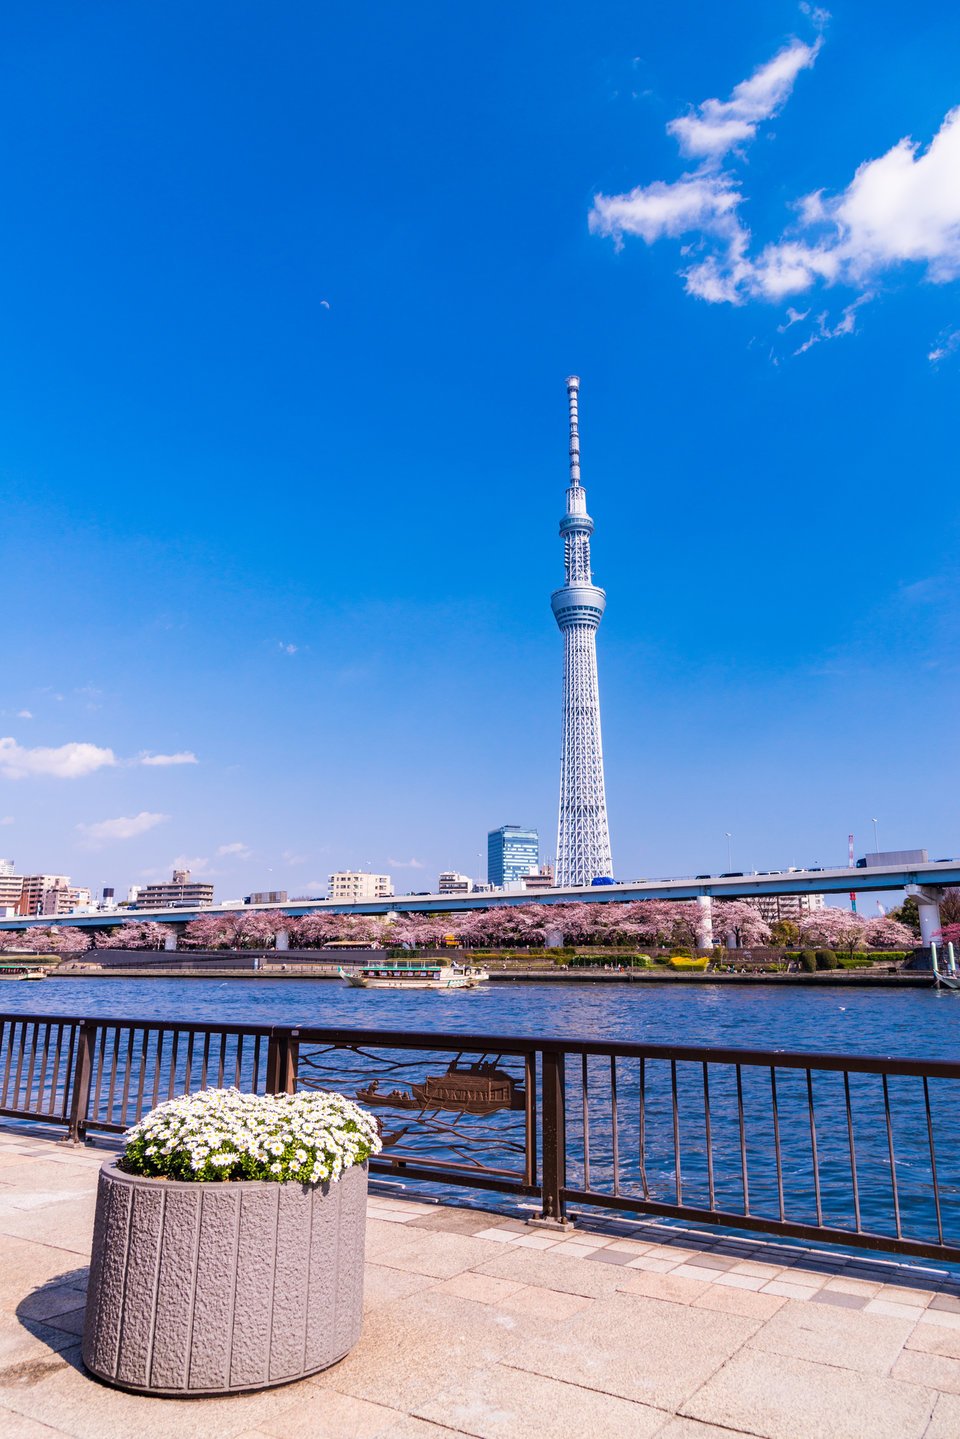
[1,1,958,900]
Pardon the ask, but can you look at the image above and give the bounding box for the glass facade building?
[487,826,539,887]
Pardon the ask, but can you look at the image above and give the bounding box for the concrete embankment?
[49,964,932,987]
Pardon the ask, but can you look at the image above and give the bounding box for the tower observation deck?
[551,376,614,887]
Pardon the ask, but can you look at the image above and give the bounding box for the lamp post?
[871,818,880,856]
[724,833,733,870]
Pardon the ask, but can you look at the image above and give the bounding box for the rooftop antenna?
[566,376,581,487]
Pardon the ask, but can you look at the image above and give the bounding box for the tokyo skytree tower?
[551,376,614,887]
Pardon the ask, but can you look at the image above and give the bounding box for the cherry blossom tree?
[862,916,917,950]
[181,914,236,950]
[712,901,772,948]
[3,927,91,954]
[940,922,960,949]
[95,921,169,951]
[797,908,867,956]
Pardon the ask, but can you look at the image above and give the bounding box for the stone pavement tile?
[40,1307,87,1339]
[874,1284,934,1308]
[863,1298,927,1322]
[906,1320,960,1360]
[0,1405,70,1438]
[655,1420,753,1439]
[616,1270,712,1305]
[497,1286,595,1322]
[730,1261,783,1280]
[430,1272,527,1306]
[681,1351,936,1439]
[311,1288,530,1413]
[926,1392,960,1439]
[504,1291,759,1411]
[683,1254,736,1272]
[0,1239,88,1310]
[604,1239,654,1254]
[626,1256,682,1274]
[15,1285,87,1324]
[508,1234,561,1250]
[692,1285,786,1320]
[583,1248,634,1266]
[475,1246,630,1299]
[372,1230,500,1279]
[746,1298,913,1376]
[809,1290,867,1310]
[892,1348,960,1394]
[474,1228,523,1245]
[415,1362,665,1439]
[363,1263,438,1312]
[671,1264,741,1285]
[404,1209,499,1236]
[365,1218,425,1257]
[376,1419,464,1437]
[255,1388,415,1438]
[923,1310,960,1332]
[760,1280,819,1301]
[0,1316,85,1373]
[823,1277,883,1298]
[0,1353,330,1439]
[711,1273,766,1292]
[930,1293,960,1313]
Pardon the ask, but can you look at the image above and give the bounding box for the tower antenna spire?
[551,375,613,887]
[566,375,581,487]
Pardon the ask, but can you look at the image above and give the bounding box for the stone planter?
[82,1157,367,1396]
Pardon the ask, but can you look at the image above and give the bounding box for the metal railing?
[1,1011,958,1263]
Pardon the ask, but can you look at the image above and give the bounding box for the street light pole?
[871,818,880,856]
[724,833,733,870]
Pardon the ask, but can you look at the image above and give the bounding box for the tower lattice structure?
[551,376,614,887]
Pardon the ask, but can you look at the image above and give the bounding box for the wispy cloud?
[0,737,200,779]
[0,738,117,780]
[170,854,212,875]
[77,812,169,845]
[590,23,960,351]
[278,642,298,655]
[0,816,13,826]
[16,710,32,720]
[217,841,252,859]
[388,857,424,869]
[928,327,960,363]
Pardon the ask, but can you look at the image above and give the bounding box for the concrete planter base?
[82,1158,367,1396]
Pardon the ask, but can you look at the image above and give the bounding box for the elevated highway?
[1,860,957,937]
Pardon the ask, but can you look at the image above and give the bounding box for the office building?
[0,859,15,876]
[135,869,214,909]
[521,864,555,893]
[438,872,473,895]
[487,826,539,888]
[328,872,394,901]
[246,890,288,905]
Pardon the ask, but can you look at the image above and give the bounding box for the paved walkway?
[1,1125,959,1438]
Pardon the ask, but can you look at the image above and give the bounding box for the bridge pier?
[163,931,177,952]
[907,886,943,946]
[276,928,290,951]
[696,896,713,950]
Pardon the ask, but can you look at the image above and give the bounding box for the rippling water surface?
[2,974,957,1059]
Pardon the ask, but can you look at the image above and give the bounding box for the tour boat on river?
[338,961,489,990]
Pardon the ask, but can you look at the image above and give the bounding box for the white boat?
[338,961,488,990]
[0,966,47,981]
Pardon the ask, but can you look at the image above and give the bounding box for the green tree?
[770,919,799,948]
[886,895,921,936]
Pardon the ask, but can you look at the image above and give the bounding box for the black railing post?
[65,1020,96,1143]
[537,1047,570,1227]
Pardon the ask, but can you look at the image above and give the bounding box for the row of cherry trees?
[0,901,925,955]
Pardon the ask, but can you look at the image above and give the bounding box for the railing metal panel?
[0,1012,958,1262]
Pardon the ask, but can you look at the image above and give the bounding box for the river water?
[2,974,958,1059]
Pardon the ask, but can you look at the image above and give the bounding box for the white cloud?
[16,710,33,720]
[217,842,252,859]
[138,751,198,767]
[170,854,212,875]
[0,737,116,780]
[388,857,424,869]
[667,38,821,160]
[590,29,960,351]
[78,811,169,844]
[278,642,298,655]
[928,327,960,363]
[0,816,13,826]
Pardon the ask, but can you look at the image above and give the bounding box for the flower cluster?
[121,1088,381,1185]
